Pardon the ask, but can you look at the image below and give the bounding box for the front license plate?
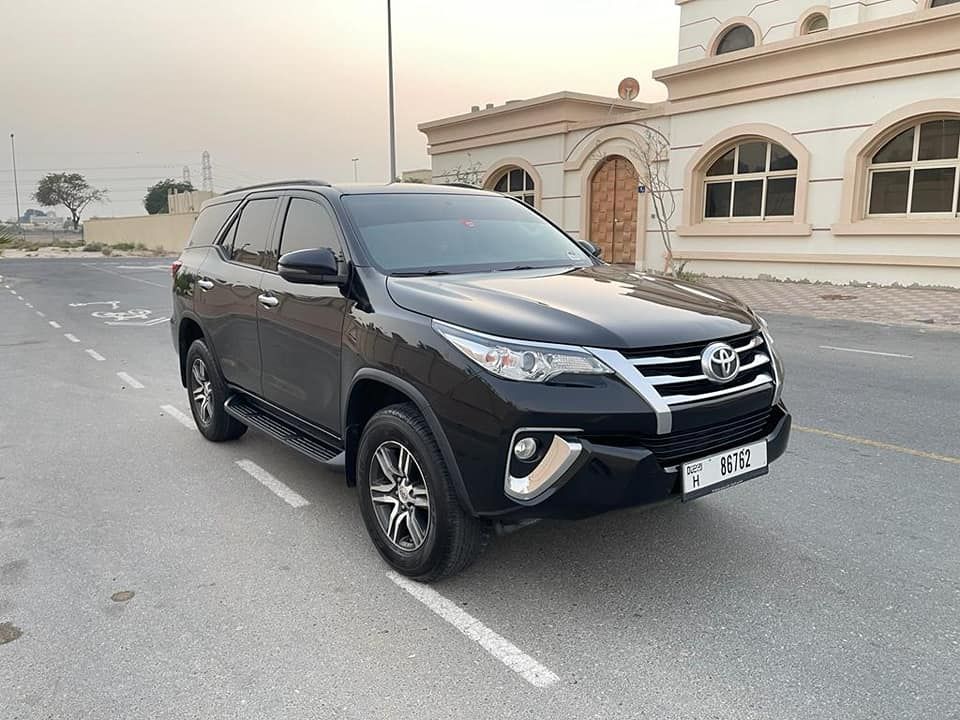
[682,441,768,500]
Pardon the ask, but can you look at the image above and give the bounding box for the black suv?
[171,181,790,580]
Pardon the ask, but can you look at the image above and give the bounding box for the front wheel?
[185,339,247,442]
[357,403,489,581]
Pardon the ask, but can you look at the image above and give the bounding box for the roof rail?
[225,179,331,194]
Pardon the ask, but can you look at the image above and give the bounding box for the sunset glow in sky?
[2,0,680,219]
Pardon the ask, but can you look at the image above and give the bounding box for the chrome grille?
[587,330,779,436]
[625,331,773,407]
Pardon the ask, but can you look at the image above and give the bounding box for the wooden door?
[589,156,638,265]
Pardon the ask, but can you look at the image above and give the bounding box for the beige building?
[420,0,960,287]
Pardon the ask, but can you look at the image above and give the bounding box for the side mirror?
[577,239,602,258]
[278,247,342,284]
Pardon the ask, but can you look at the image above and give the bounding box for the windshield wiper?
[494,265,535,272]
[391,269,451,277]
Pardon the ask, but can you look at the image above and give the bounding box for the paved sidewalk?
[699,277,960,332]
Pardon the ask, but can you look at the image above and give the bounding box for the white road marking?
[160,404,195,429]
[819,345,914,359]
[36,311,46,317]
[116,372,145,389]
[25,303,33,308]
[8,289,15,294]
[105,316,169,327]
[64,333,80,343]
[16,295,23,300]
[69,300,121,309]
[48,321,61,329]
[85,349,106,362]
[235,459,310,508]
[387,571,560,688]
[82,263,167,288]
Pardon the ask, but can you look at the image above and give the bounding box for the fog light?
[513,437,538,461]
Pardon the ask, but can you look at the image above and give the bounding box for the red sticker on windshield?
[460,219,476,228]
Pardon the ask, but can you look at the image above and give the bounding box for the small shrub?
[83,242,104,252]
[112,242,136,251]
[101,246,114,256]
[134,242,148,251]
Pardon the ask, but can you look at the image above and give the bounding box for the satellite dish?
[617,77,640,102]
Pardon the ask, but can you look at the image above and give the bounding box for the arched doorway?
[589,156,639,265]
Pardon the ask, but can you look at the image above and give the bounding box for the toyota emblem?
[701,342,740,383]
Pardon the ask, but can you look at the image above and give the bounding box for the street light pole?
[10,133,21,227]
[386,0,397,183]
[352,157,360,182]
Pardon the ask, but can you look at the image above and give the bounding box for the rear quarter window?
[185,201,240,248]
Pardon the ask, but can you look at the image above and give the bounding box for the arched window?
[715,25,756,55]
[801,13,828,34]
[492,168,536,206]
[930,0,960,8]
[703,140,798,220]
[866,118,960,216]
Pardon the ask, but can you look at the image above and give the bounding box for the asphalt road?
[1,257,958,720]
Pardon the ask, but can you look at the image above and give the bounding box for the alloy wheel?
[190,358,214,426]
[369,440,431,551]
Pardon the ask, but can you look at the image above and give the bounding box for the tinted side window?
[229,198,276,268]
[185,201,239,247]
[278,198,343,259]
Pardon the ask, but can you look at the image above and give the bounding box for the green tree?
[144,178,195,214]
[33,173,106,230]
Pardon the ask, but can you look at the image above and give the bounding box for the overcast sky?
[1,0,680,220]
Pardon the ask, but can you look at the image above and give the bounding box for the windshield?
[342,193,592,274]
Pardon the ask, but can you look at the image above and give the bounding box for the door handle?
[197,279,214,290]
[258,293,279,308]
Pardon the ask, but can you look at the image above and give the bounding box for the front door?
[589,156,639,265]
[258,194,347,434]
[194,195,280,395]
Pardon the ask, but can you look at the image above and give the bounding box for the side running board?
[224,395,345,471]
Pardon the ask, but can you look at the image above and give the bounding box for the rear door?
[195,194,280,395]
[257,193,348,433]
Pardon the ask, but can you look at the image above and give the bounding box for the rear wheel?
[357,403,489,581]
[185,339,247,442]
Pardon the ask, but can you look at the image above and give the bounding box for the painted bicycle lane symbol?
[68,300,169,327]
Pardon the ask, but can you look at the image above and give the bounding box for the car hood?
[386,265,757,349]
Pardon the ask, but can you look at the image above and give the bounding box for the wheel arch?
[343,369,475,516]
[177,312,209,387]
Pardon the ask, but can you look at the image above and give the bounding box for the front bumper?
[479,403,791,521]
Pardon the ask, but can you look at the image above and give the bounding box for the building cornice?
[653,5,960,113]
[419,92,651,155]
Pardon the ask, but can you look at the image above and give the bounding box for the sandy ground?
[0,246,175,259]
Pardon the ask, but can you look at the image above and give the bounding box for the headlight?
[433,321,611,382]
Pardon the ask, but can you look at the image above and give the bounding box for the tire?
[184,339,247,442]
[357,403,489,581]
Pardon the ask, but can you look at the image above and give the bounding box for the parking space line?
[25,302,33,308]
[117,372,145,389]
[48,321,61,329]
[160,404,195,428]
[235,459,310,508]
[36,311,46,317]
[64,333,80,343]
[819,345,913,359]
[82,263,167,288]
[795,425,960,465]
[387,571,560,688]
[85,349,106,362]
[16,295,23,300]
